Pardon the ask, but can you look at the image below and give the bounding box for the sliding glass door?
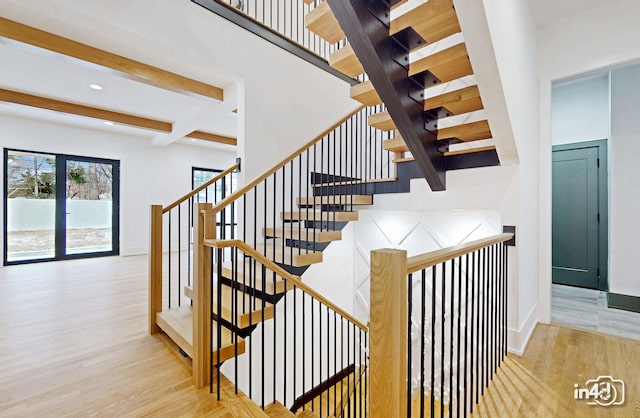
[4,149,120,265]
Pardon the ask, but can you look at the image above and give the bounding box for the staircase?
[305,0,500,191]
[149,1,511,416]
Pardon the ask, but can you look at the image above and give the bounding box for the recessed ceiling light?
[104,121,114,126]
[191,138,196,142]
[90,84,103,90]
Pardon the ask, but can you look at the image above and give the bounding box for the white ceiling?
[0,20,239,151]
[528,0,610,28]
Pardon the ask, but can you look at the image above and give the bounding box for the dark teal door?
[552,146,600,289]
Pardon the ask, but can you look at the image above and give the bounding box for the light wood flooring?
[1,255,639,417]
[0,255,266,417]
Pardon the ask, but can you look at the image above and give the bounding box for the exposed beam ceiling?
[0,17,224,102]
[0,88,172,132]
[0,88,237,146]
[186,131,237,146]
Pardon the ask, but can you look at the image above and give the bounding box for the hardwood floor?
[1,256,639,417]
[472,324,640,417]
[0,255,265,417]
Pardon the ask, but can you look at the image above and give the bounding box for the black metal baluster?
[293,285,297,407]
[431,264,436,418]
[420,269,426,418]
[473,250,478,408]
[320,138,324,233]
[311,297,315,412]
[262,263,266,410]
[463,254,469,417]
[482,247,487,393]
[457,256,462,417]
[216,248,223,399]
[440,261,445,418]
[177,205,181,307]
[319,301,323,416]
[302,289,306,411]
[493,244,497,379]
[407,274,413,418]
[233,246,239,394]
[168,210,172,309]
[449,260,454,418]
[347,317,351,418]
[333,312,337,416]
[502,243,506,360]
[284,275,287,405]
[340,317,345,417]
[279,168,283,266]
[273,273,277,405]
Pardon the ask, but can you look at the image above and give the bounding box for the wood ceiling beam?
[186,130,237,146]
[0,17,224,102]
[0,88,173,132]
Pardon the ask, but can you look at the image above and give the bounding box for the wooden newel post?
[149,204,163,335]
[370,249,408,418]
[193,203,215,388]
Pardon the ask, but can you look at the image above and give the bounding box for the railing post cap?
[371,248,407,255]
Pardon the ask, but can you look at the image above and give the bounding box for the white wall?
[478,0,540,353]
[609,65,640,297]
[538,0,640,322]
[0,114,236,256]
[552,74,610,145]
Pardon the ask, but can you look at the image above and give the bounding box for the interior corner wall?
[609,65,640,298]
[0,114,236,257]
[480,0,540,351]
[538,0,640,322]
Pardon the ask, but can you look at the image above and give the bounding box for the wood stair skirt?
[304,2,344,44]
[156,306,245,365]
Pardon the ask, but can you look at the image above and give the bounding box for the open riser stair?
[304,0,500,191]
[148,1,516,416]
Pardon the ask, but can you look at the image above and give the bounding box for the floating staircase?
[151,0,506,414]
[305,0,500,191]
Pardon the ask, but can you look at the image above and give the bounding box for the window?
[4,148,120,265]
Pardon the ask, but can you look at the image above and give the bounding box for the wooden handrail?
[209,106,365,214]
[406,233,513,274]
[162,162,239,213]
[209,239,369,331]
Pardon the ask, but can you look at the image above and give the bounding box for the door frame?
[3,148,120,265]
[552,139,608,291]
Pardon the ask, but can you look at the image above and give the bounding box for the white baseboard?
[121,247,148,256]
[507,304,538,356]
